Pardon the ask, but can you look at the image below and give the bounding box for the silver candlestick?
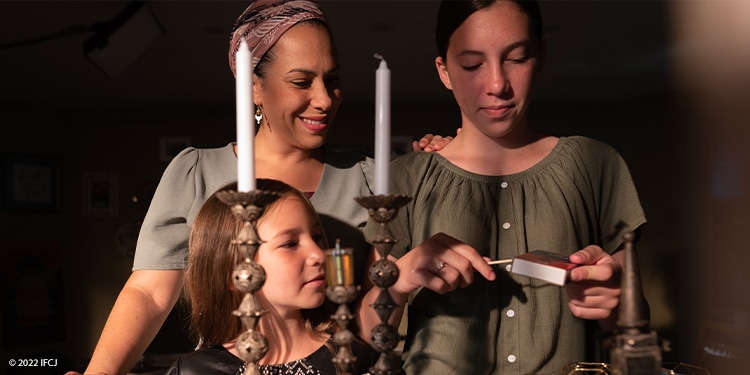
[216,189,281,375]
[355,194,412,375]
[325,240,361,375]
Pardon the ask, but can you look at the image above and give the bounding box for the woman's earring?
[255,106,263,126]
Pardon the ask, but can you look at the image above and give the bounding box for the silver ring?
[437,261,445,270]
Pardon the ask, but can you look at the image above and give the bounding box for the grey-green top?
[366,136,646,375]
[133,143,374,283]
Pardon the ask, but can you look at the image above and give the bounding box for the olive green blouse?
[366,136,646,375]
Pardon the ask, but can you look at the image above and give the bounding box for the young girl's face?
[436,1,543,139]
[255,194,327,317]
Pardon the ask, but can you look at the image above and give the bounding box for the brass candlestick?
[325,240,360,375]
[355,194,412,375]
[216,189,281,375]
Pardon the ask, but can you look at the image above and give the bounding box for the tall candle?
[236,37,255,192]
[374,54,391,195]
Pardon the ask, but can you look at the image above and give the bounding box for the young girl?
[358,1,649,374]
[167,179,377,374]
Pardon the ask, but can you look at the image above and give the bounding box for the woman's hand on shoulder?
[412,129,461,152]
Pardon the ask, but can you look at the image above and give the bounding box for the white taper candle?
[236,37,255,192]
[374,54,391,195]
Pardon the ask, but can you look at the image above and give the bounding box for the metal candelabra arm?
[355,194,412,375]
[326,284,361,375]
[216,189,281,375]
[609,223,663,375]
[325,240,361,375]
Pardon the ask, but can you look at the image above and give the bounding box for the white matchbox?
[510,250,578,286]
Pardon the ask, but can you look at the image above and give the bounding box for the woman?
[357,1,649,374]
[166,179,377,374]
[69,1,450,374]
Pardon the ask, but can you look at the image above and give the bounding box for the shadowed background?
[1,1,748,374]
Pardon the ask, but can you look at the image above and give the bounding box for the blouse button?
[502,222,511,229]
[501,181,509,188]
[507,354,517,363]
[506,309,515,318]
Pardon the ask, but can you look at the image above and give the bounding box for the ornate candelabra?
[216,189,281,375]
[355,194,412,375]
[325,240,361,375]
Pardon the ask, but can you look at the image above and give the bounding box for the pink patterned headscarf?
[228,0,328,77]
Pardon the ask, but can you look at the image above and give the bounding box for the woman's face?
[255,195,326,317]
[254,22,342,151]
[436,1,543,139]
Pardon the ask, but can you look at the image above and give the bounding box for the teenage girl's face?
[254,22,342,150]
[436,1,544,139]
[256,195,326,317]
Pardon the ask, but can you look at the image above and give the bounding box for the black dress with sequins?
[165,340,378,375]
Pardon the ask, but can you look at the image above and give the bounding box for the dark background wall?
[1,1,749,374]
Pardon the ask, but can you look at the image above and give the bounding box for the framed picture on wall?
[2,153,61,212]
[81,172,118,217]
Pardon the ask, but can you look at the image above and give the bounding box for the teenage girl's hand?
[391,232,496,296]
[565,245,622,321]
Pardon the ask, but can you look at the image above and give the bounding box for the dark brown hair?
[435,0,543,59]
